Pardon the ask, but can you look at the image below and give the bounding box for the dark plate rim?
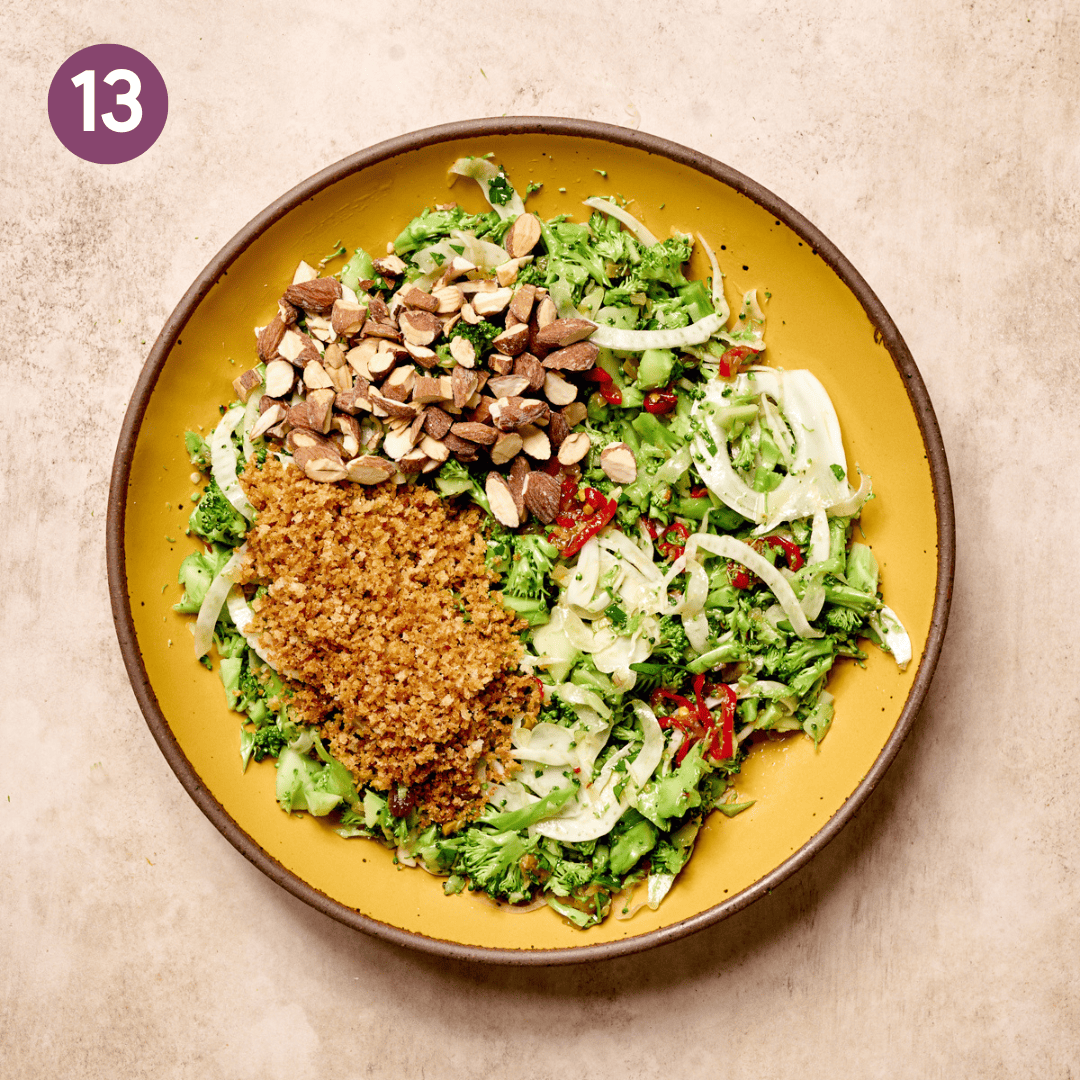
[107,116,955,966]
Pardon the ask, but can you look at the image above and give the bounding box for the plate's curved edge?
[106,116,955,967]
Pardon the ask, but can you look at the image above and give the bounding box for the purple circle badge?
[48,44,168,164]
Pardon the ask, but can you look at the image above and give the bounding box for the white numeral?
[69,68,143,133]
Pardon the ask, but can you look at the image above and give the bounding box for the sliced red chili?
[717,345,755,379]
[599,384,623,405]
[763,534,804,571]
[690,486,709,498]
[657,522,689,561]
[548,482,617,557]
[643,387,678,414]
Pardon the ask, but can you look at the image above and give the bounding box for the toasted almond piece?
[323,342,346,369]
[419,434,450,464]
[335,382,372,415]
[543,370,577,406]
[249,402,287,441]
[519,424,551,461]
[492,323,529,357]
[368,390,417,421]
[327,361,353,393]
[257,316,286,361]
[331,299,366,337]
[548,410,570,449]
[432,285,465,314]
[485,472,520,528]
[557,431,591,465]
[505,212,542,258]
[423,406,453,440]
[452,366,479,409]
[534,317,598,350]
[509,284,537,324]
[491,396,549,432]
[293,444,347,482]
[440,256,477,282]
[412,376,446,404]
[399,309,442,347]
[384,364,417,398]
[450,421,499,446]
[372,254,407,277]
[404,341,438,368]
[449,335,476,368]
[561,401,589,428]
[400,285,439,312]
[303,360,335,390]
[487,374,530,399]
[345,455,397,484]
[495,259,521,287]
[490,431,523,465]
[277,328,306,364]
[366,345,399,379]
[534,296,558,329]
[361,321,403,343]
[487,352,514,375]
[286,428,334,453]
[468,396,497,425]
[542,341,599,372]
[287,397,332,434]
[382,423,420,460]
[291,260,318,285]
[442,431,480,458]
[346,339,378,379]
[278,299,298,325]
[459,301,480,325]
[513,353,546,392]
[283,277,342,316]
[334,415,362,458]
[600,442,638,483]
[232,367,263,403]
[506,456,529,518]
[522,471,560,524]
[397,447,430,473]
[472,288,514,316]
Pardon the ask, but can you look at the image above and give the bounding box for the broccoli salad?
[175,156,910,928]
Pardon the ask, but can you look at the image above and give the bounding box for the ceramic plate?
[107,118,954,964]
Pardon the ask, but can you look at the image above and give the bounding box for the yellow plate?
[108,119,953,964]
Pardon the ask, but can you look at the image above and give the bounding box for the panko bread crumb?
[238,457,538,829]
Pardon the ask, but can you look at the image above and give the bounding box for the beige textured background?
[3,1,1077,1076]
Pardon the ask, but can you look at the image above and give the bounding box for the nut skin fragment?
[490,431,523,465]
[600,442,638,483]
[509,284,537,324]
[423,406,453,440]
[451,366,479,409]
[288,397,333,435]
[542,341,599,372]
[522,471,560,524]
[505,213,542,258]
[232,367,263,403]
[283,277,342,316]
[331,299,366,337]
[344,455,398,484]
[547,410,570,448]
[450,421,499,446]
[400,286,439,312]
[257,316,286,362]
[557,431,591,465]
[513,353,546,392]
[485,472,521,528]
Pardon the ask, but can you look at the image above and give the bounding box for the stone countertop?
[3,2,1077,1076]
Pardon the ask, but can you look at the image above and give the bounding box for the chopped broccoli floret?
[247,724,287,762]
[447,319,501,358]
[459,829,537,903]
[189,479,247,546]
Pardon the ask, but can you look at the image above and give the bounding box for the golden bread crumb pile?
[238,458,537,829]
